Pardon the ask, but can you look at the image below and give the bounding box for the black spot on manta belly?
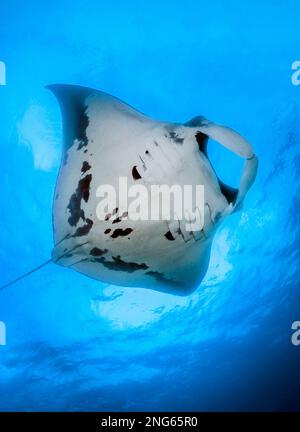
[104,228,111,234]
[80,175,92,203]
[72,218,93,237]
[164,230,175,241]
[67,194,84,226]
[76,106,89,150]
[146,270,180,287]
[168,131,184,144]
[112,211,129,224]
[111,228,133,238]
[93,255,148,273]
[90,247,107,256]
[112,256,148,272]
[90,252,179,286]
[81,161,91,174]
[104,209,118,221]
[67,174,92,226]
[132,166,141,180]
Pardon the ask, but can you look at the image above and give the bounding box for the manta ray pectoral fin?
[47,84,93,161]
[47,84,149,164]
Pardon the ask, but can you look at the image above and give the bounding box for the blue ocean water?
[0,0,300,411]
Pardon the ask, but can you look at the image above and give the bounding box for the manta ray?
[1,85,258,295]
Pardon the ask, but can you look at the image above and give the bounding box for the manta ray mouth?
[196,131,239,205]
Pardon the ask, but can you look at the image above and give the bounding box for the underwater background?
[0,0,300,411]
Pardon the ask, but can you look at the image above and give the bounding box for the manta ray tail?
[0,259,52,291]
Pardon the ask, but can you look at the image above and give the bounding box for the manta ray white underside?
[49,84,258,295]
